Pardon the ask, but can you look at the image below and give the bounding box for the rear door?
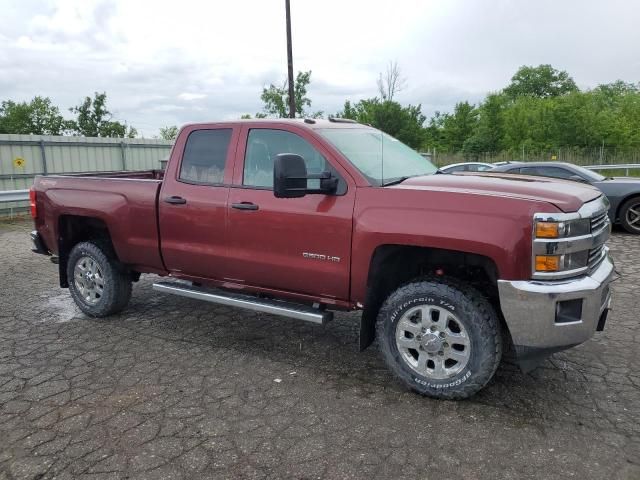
[225,125,356,301]
[159,124,239,279]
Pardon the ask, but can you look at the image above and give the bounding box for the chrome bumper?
[498,251,614,363]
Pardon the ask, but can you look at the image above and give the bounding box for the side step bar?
[153,281,333,325]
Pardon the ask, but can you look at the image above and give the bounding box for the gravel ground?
[0,219,638,480]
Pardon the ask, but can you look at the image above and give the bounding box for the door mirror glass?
[274,154,308,198]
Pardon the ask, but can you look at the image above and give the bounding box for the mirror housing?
[273,153,338,198]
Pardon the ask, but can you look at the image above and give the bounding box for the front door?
[159,125,239,280]
[225,125,355,301]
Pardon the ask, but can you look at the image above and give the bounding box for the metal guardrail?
[0,189,29,203]
[584,164,640,175]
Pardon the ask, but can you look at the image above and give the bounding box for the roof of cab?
[181,118,369,130]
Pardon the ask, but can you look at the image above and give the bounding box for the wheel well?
[616,194,640,222]
[57,215,114,288]
[359,245,502,350]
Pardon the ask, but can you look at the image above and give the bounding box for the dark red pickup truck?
[30,118,614,399]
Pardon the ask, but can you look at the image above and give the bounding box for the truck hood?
[392,172,602,212]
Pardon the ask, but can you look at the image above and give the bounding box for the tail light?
[29,188,37,219]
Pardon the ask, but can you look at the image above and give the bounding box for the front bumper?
[498,251,614,371]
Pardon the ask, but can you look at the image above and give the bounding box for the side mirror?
[274,154,308,198]
[273,153,338,198]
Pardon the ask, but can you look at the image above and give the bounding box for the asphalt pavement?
[0,219,638,479]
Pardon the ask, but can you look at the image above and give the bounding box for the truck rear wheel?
[67,241,132,317]
[376,278,502,400]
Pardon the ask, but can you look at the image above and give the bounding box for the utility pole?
[285,0,295,118]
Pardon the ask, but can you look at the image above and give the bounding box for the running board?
[152,281,333,325]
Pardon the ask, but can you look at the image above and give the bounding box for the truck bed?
[32,171,166,274]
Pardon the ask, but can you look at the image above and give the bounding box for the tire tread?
[67,240,132,317]
[376,276,502,400]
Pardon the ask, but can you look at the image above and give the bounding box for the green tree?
[240,113,267,119]
[504,64,578,99]
[337,98,426,149]
[0,96,65,135]
[440,101,479,151]
[462,94,506,156]
[159,125,179,141]
[260,70,322,118]
[594,80,638,98]
[68,92,137,138]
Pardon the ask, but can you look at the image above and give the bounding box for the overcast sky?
[2,0,639,136]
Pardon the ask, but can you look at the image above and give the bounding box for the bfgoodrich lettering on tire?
[376,277,502,400]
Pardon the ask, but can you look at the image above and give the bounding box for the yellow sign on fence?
[13,157,26,168]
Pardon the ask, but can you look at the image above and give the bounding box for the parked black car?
[491,161,640,234]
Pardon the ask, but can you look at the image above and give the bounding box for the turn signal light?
[29,188,37,219]
[535,255,560,272]
[535,222,560,238]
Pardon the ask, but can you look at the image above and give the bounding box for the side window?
[243,129,328,189]
[179,129,232,185]
[522,166,574,179]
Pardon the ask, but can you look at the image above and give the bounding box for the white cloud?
[178,93,207,101]
[1,0,639,136]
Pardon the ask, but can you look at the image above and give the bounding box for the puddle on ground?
[42,292,82,323]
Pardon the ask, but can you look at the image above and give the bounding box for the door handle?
[164,196,187,205]
[231,202,259,211]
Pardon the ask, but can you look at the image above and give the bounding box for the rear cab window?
[179,129,233,185]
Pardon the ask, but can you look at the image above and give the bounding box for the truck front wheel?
[67,241,132,317]
[376,278,502,399]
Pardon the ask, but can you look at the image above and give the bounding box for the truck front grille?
[591,211,608,233]
[588,244,606,272]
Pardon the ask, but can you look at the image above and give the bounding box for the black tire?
[67,241,132,317]
[619,197,640,234]
[376,277,502,400]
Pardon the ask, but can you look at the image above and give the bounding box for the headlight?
[534,251,590,273]
[535,218,590,239]
[532,198,610,280]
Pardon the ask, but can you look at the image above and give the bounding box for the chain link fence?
[430,147,640,167]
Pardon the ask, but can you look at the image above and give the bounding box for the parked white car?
[440,162,494,173]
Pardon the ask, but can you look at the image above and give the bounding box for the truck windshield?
[317,128,437,186]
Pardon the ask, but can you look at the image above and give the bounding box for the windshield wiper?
[382,176,413,187]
